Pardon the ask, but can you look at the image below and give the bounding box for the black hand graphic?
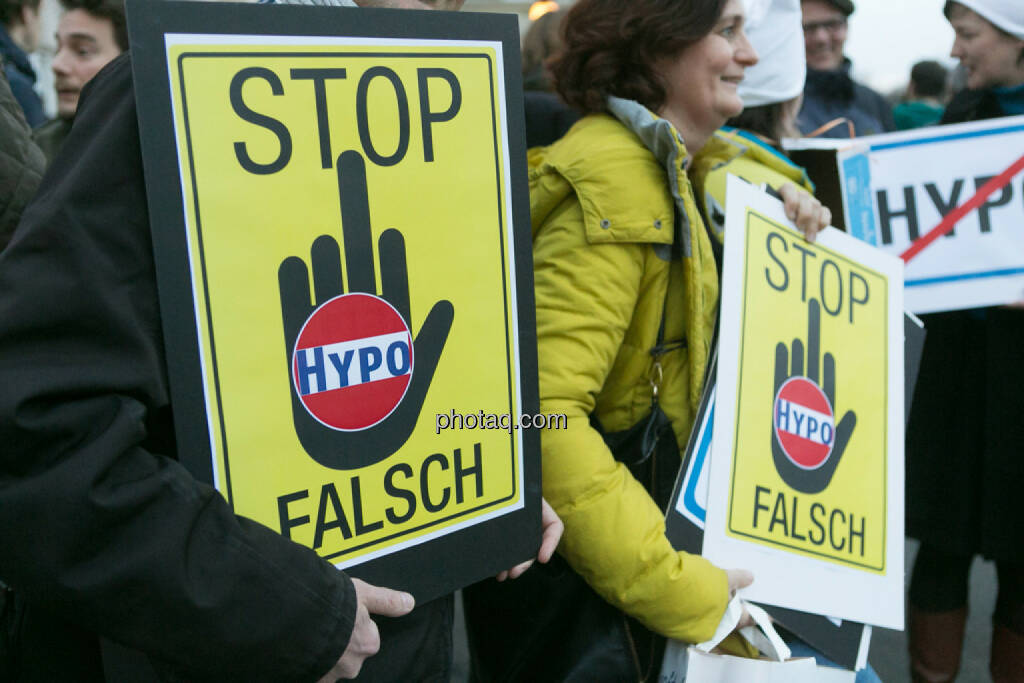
[771,299,856,494]
[279,150,454,470]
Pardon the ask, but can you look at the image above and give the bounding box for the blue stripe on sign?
[842,152,877,245]
[682,403,715,525]
[870,123,1024,152]
[907,266,1024,287]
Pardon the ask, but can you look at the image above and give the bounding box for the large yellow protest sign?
[129,2,538,597]
[727,211,888,571]
[703,176,904,629]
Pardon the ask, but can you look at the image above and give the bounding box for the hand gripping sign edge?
[279,150,454,471]
[770,298,857,494]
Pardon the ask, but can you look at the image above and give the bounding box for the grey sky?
[467,0,960,96]
[834,0,956,93]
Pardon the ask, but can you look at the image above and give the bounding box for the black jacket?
[523,91,580,149]
[0,26,44,128]
[0,53,356,681]
[797,60,894,138]
[940,87,1006,125]
[32,116,72,164]
[0,68,43,248]
[904,86,1024,562]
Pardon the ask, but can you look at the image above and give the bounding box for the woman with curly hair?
[464,1,830,679]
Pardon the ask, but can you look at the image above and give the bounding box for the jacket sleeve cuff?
[299,572,358,682]
[658,553,730,644]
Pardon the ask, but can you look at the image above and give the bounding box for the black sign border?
[127,0,540,603]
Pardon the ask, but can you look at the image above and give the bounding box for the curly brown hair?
[550,0,728,114]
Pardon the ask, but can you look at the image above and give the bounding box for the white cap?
[952,0,1024,40]
[738,0,807,108]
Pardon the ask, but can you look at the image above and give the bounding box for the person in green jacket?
[893,60,949,131]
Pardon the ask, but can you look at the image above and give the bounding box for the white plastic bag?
[659,596,819,683]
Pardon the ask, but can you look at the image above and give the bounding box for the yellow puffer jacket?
[529,98,732,645]
[689,127,815,243]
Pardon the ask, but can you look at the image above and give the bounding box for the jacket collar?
[607,96,691,172]
[606,96,698,257]
[805,57,855,102]
[528,105,674,247]
[714,127,814,190]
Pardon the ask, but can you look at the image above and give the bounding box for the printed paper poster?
[702,176,905,629]
[129,0,539,599]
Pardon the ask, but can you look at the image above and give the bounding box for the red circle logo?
[773,377,835,470]
[291,293,413,431]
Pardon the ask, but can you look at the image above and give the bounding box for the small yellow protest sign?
[129,3,539,599]
[703,176,905,629]
[728,211,887,570]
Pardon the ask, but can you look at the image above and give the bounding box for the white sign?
[790,116,1024,313]
[674,386,714,528]
[702,177,905,630]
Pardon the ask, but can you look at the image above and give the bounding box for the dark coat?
[523,91,580,149]
[0,53,357,681]
[0,68,43,248]
[0,26,44,128]
[904,88,1024,563]
[32,116,72,164]
[797,60,894,138]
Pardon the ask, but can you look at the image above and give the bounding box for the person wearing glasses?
[796,0,893,138]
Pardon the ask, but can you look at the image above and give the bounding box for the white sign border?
[702,175,905,630]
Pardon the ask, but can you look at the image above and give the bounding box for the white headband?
[952,0,1024,41]
[738,0,807,108]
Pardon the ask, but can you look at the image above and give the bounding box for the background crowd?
[0,0,1022,681]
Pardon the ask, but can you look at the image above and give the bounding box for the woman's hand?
[726,568,755,628]
[496,498,565,581]
[778,183,832,242]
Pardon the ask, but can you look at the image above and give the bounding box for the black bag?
[464,276,687,682]
[0,584,12,681]
[463,402,680,683]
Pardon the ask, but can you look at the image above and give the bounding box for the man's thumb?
[353,579,416,617]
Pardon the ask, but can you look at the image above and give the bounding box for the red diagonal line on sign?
[900,153,1024,263]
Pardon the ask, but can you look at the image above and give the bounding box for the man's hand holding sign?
[318,578,415,682]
